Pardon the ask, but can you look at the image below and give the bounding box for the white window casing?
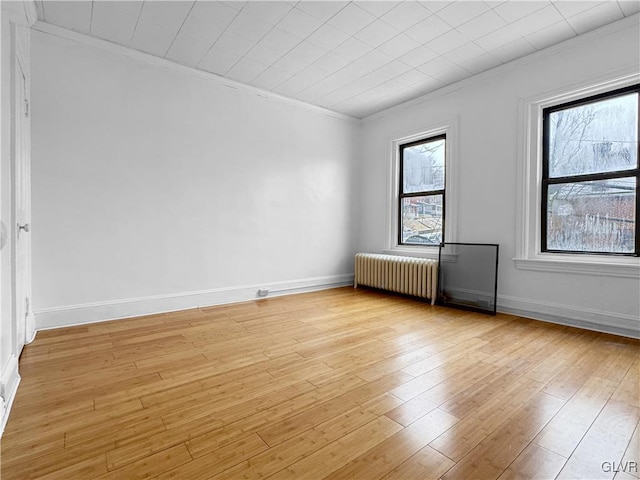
[385,118,458,259]
[515,70,640,278]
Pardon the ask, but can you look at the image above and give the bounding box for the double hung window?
[542,85,639,256]
[398,135,446,246]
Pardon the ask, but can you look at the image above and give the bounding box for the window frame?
[515,72,640,278]
[541,84,640,257]
[386,119,458,258]
[398,134,447,247]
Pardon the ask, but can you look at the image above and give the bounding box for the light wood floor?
[1,287,639,480]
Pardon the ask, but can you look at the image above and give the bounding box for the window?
[398,135,446,246]
[542,85,639,256]
[516,72,639,277]
[386,119,457,256]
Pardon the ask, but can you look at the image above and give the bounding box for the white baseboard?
[1,355,21,437]
[34,274,354,330]
[34,274,638,338]
[497,294,640,339]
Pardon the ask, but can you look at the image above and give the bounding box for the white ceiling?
[35,1,639,118]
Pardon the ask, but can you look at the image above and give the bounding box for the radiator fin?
[354,253,438,305]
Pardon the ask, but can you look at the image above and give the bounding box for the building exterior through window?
[542,84,639,256]
[399,135,446,246]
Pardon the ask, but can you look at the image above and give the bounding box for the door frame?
[10,22,33,353]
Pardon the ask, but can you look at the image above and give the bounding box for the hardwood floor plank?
[322,408,458,480]
[612,358,640,407]
[381,445,455,480]
[64,417,167,450]
[256,371,412,447]
[38,454,109,480]
[2,287,638,480]
[556,400,640,480]
[497,443,567,480]
[440,392,566,479]
[184,374,367,458]
[264,416,403,480]
[385,360,498,427]
[99,444,192,479]
[432,384,557,467]
[2,440,116,479]
[620,420,639,479]
[355,343,451,382]
[210,394,402,480]
[534,375,618,458]
[156,434,268,480]
[390,351,490,402]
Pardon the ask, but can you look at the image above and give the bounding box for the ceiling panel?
[260,27,302,52]
[405,15,451,43]
[354,1,398,18]
[43,1,92,35]
[130,1,195,57]
[244,42,291,65]
[326,3,377,35]
[296,1,348,22]
[474,23,525,50]
[377,33,421,58]
[565,1,624,33]
[493,1,549,22]
[456,10,507,39]
[36,0,637,119]
[277,8,325,38]
[165,2,237,66]
[490,37,537,63]
[304,23,349,50]
[225,56,269,83]
[437,1,491,26]
[313,52,351,73]
[198,45,243,76]
[510,4,565,36]
[425,29,469,54]
[380,2,431,30]
[91,1,142,45]
[524,19,576,50]
[288,41,326,65]
[251,66,293,91]
[241,1,293,25]
[354,20,399,48]
[399,45,439,68]
[461,51,502,74]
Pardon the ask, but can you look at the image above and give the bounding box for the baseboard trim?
[34,274,355,330]
[34,276,638,338]
[1,355,21,437]
[497,294,640,339]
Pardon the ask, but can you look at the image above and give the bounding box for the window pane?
[401,195,443,245]
[402,138,445,193]
[548,93,638,178]
[547,177,636,253]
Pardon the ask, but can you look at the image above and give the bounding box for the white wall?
[359,15,640,337]
[31,28,360,328]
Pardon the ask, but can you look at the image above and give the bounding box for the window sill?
[513,256,640,278]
